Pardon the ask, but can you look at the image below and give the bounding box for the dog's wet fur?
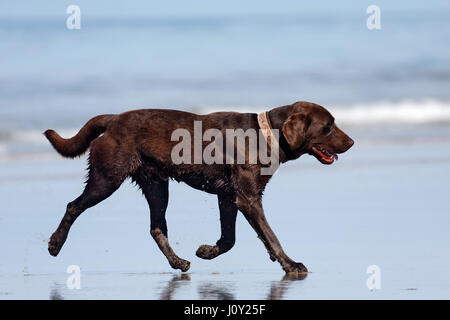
[44,101,354,274]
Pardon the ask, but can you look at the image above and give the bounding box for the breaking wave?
[329,99,450,126]
[1,99,450,159]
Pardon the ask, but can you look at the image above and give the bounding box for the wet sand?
[1,126,450,299]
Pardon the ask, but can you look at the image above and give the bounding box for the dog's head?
[280,101,354,164]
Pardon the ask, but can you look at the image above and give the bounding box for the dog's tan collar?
[258,111,272,140]
[258,111,279,151]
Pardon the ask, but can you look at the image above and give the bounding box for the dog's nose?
[347,138,354,148]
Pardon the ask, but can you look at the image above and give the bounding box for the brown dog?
[45,101,353,274]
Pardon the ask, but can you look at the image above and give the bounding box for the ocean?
[1,1,450,148]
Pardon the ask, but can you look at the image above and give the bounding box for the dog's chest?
[171,166,233,195]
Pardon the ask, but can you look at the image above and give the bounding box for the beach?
[1,124,449,299]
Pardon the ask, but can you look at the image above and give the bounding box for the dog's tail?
[44,114,116,158]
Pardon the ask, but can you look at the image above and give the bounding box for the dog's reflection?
[267,272,308,300]
[49,287,64,300]
[196,272,306,300]
[159,273,191,300]
[159,271,307,300]
[198,283,235,300]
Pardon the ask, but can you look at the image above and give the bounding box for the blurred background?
[1,0,450,145]
[0,1,449,299]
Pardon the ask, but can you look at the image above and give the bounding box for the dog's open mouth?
[311,146,338,164]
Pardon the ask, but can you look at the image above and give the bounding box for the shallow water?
[1,125,449,299]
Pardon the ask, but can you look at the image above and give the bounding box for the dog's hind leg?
[196,194,237,260]
[137,178,191,272]
[48,136,128,256]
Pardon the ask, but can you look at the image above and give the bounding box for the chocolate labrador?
[45,101,353,274]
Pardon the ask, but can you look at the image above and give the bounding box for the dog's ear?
[281,113,310,150]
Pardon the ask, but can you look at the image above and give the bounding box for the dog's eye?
[322,125,332,135]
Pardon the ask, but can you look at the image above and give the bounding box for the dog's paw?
[283,261,308,275]
[48,232,66,257]
[48,241,61,257]
[196,244,220,260]
[170,258,191,272]
[179,260,191,272]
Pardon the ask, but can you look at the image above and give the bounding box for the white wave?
[2,100,450,148]
[329,99,450,125]
[198,99,450,126]
[3,129,78,145]
[0,143,6,155]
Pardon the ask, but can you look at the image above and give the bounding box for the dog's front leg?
[196,194,237,259]
[236,195,308,274]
